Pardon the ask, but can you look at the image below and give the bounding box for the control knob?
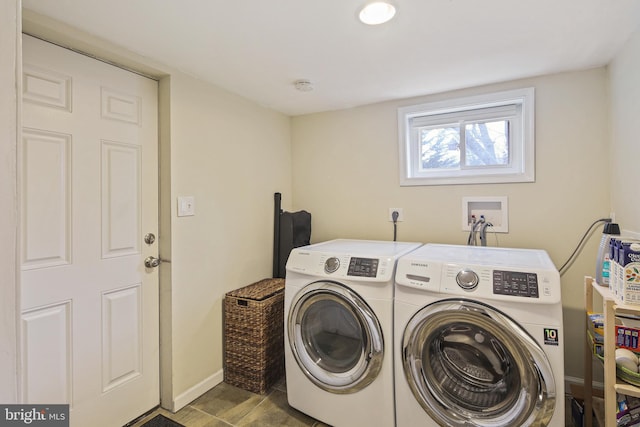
[456,269,479,291]
[324,257,340,273]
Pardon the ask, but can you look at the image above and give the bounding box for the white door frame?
[0,0,20,405]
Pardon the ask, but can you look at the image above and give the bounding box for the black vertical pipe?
[273,192,282,278]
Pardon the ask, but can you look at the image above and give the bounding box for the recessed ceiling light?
[359,2,396,25]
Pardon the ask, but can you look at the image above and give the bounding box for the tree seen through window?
[420,120,509,170]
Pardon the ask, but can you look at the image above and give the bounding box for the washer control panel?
[395,244,560,303]
[453,268,539,297]
[493,270,539,298]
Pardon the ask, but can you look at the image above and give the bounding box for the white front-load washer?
[285,239,421,427]
[394,244,564,427]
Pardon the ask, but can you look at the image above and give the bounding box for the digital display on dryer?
[493,270,539,298]
[347,257,379,277]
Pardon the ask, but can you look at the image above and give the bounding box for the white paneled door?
[21,35,159,426]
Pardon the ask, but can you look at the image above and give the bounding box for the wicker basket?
[224,278,285,394]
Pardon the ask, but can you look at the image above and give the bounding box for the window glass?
[464,120,509,167]
[419,125,460,170]
[398,88,534,186]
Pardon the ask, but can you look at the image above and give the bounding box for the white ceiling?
[22,0,640,116]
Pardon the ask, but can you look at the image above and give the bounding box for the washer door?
[288,281,384,394]
[402,299,556,427]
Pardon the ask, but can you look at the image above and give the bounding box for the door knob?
[144,256,169,268]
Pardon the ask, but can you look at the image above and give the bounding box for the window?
[398,88,535,186]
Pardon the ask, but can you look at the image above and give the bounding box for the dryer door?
[402,299,556,427]
[288,281,384,394]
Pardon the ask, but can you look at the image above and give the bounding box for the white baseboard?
[168,369,224,412]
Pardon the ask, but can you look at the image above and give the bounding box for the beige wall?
[609,29,640,237]
[291,68,611,379]
[0,0,19,404]
[164,73,291,407]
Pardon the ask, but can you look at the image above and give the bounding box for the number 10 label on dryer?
[544,328,559,346]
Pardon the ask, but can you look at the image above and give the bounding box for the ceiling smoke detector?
[294,80,314,92]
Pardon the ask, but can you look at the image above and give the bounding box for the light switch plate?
[177,196,195,217]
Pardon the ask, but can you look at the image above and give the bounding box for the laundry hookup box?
[224,278,285,394]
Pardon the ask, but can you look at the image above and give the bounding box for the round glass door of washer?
[402,299,556,427]
[288,281,384,394]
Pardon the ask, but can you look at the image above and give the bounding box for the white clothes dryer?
[285,239,421,427]
[394,244,564,427]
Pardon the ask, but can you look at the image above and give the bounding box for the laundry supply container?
[224,278,285,394]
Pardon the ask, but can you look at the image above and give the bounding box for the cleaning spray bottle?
[595,222,620,286]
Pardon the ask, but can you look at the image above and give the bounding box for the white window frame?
[398,88,535,186]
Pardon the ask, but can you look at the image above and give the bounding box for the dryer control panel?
[347,257,379,278]
[289,251,396,282]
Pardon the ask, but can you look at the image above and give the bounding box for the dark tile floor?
[130,379,576,427]
[129,379,329,427]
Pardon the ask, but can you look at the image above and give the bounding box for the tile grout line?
[184,404,235,427]
[231,388,277,426]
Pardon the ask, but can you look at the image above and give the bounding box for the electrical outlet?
[389,208,404,222]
